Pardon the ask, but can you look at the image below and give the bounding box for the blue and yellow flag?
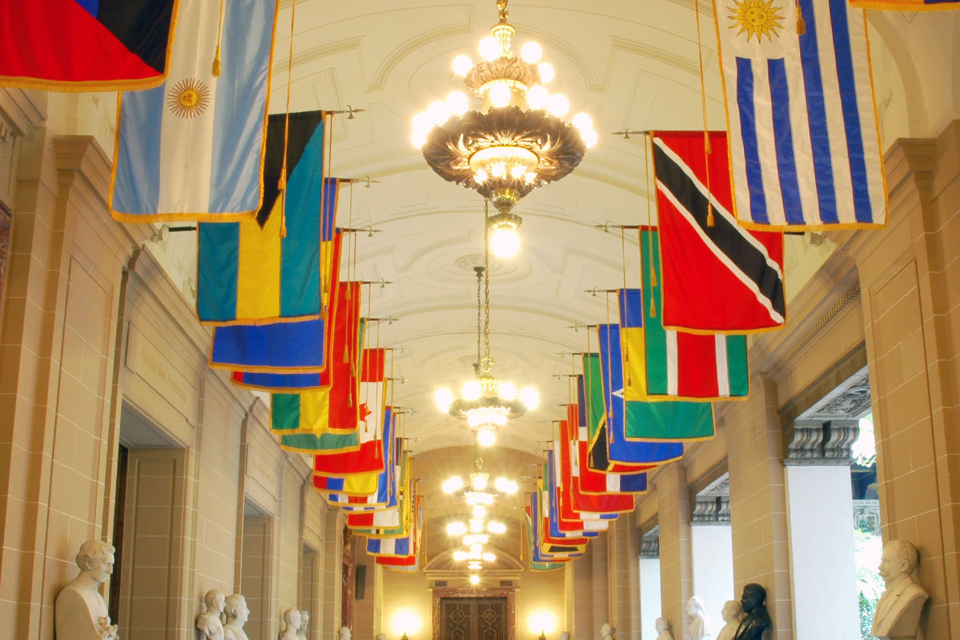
[197,112,336,325]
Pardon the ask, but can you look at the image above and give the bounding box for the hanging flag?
[582,353,686,468]
[312,469,378,496]
[0,0,177,91]
[599,324,714,442]
[620,285,749,400]
[709,0,886,229]
[559,415,637,510]
[327,426,395,509]
[110,0,280,222]
[849,0,960,8]
[524,512,567,571]
[652,135,786,333]
[579,366,654,476]
[196,111,336,324]
[532,491,588,555]
[314,402,391,477]
[546,453,617,528]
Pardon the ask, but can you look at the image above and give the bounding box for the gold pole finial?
[497,0,509,23]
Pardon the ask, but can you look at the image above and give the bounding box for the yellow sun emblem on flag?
[728,0,785,43]
[166,78,211,119]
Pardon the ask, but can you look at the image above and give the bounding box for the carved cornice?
[639,536,659,558]
[784,419,859,466]
[690,496,731,526]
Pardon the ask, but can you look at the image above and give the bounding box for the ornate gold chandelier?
[411,0,595,256]
[433,246,538,447]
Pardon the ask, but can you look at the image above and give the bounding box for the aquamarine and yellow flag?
[196,112,336,325]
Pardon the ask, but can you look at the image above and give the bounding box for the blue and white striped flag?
[714,0,886,228]
[110,0,279,222]
[366,536,411,557]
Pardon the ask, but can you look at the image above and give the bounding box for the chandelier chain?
[483,200,492,371]
[476,264,483,375]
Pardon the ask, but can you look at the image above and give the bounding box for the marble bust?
[871,540,928,639]
[197,589,226,640]
[656,617,675,640]
[600,623,616,640]
[279,609,302,640]
[223,594,250,640]
[376,634,387,640]
[338,626,352,640]
[685,596,713,640]
[297,610,310,639]
[716,601,744,640]
[733,584,771,640]
[560,632,571,640]
[55,539,119,640]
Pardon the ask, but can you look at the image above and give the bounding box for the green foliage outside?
[855,517,883,640]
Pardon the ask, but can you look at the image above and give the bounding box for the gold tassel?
[213,0,227,76]
[650,296,657,318]
[212,45,222,77]
[707,202,715,227]
[278,176,287,238]
[796,2,806,34]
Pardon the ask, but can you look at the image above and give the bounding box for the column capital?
[690,496,731,525]
[784,419,859,466]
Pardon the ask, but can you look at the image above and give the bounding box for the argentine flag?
[715,0,886,228]
[110,0,279,222]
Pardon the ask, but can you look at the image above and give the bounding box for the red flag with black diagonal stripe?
[652,131,785,333]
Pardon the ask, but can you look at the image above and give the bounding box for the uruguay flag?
[110,0,279,222]
[715,0,886,228]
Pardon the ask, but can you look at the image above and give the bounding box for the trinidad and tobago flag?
[0,0,177,91]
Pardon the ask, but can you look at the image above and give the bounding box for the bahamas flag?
[712,0,886,228]
[196,115,336,324]
[111,0,279,221]
[620,285,749,400]
[599,324,715,442]
[0,0,177,91]
[583,352,686,467]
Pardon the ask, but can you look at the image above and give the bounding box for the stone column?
[322,508,346,633]
[653,464,692,637]
[689,497,734,628]
[724,375,793,639]
[638,534,661,640]
[607,512,641,640]
[782,419,860,640]
[835,120,960,638]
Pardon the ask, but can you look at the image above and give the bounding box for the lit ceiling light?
[488,213,521,259]
[487,521,506,534]
[447,521,468,536]
[470,574,481,585]
[412,0,593,217]
[434,263,538,437]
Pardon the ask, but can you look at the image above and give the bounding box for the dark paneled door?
[440,598,507,640]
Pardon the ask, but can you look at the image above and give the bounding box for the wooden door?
[440,598,508,640]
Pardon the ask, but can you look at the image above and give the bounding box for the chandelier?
[411,0,596,258]
[434,235,538,446]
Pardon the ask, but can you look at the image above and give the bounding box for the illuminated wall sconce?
[528,611,557,640]
[390,609,422,640]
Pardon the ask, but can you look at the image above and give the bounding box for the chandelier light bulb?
[453,54,473,76]
[470,574,481,585]
[488,83,512,108]
[527,85,549,110]
[572,112,593,131]
[477,428,496,447]
[506,480,518,494]
[490,225,520,259]
[499,382,517,400]
[494,477,509,493]
[548,93,570,117]
[428,99,451,126]
[521,41,543,64]
[447,521,467,536]
[470,543,483,556]
[580,127,598,149]
[411,131,427,149]
[537,62,554,83]
[470,518,485,532]
[435,387,454,412]
[443,477,464,493]
[471,474,488,491]
[446,90,469,116]
[454,550,468,562]
[461,380,482,400]
[509,165,527,179]
[482,552,496,562]
[520,386,540,410]
[468,561,482,570]
[474,168,488,184]
[491,162,507,178]
[473,505,487,519]
[479,36,500,61]
[487,521,506,534]
[412,111,433,134]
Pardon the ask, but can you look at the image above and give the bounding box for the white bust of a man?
[338,626,352,640]
[223,594,250,640]
[560,632,571,640]
[685,596,712,640]
[197,589,226,640]
[655,617,674,640]
[55,539,119,640]
[871,540,928,639]
[715,600,743,640]
[600,623,615,640]
[279,609,303,640]
[297,610,310,639]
